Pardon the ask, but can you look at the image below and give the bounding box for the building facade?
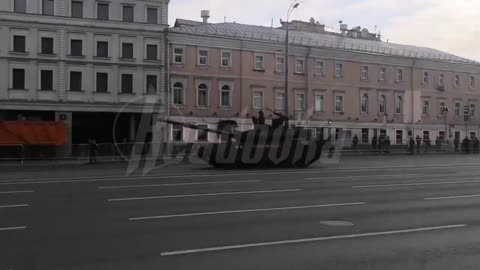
[0,0,169,150]
[167,15,480,145]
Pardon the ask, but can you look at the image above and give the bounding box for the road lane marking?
[306,174,423,180]
[110,189,300,202]
[129,202,365,221]
[425,194,480,200]
[160,224,467,256]
[0,190,34,194]
[354,180,480,189]
[0,204,28,209]
[99,180,261,190]
[0,226,27,231]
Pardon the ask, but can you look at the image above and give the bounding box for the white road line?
[0,226,27,231]
[0,190,34,194]
[109,189,300,202]
[0,204,29,209]
[425,194,480,200]
[353,180,480,189]
[160,224,467,256]
[129,202,365,221]
[99,180,261,190]
[306,174,422,180]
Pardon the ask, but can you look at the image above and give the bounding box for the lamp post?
[284,0,300,126]
[442,106,449,142]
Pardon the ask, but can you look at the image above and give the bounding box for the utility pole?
[284,1,300,126]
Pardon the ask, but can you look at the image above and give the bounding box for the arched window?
[197,83,208,107]
[172,82,184,105]
[379,95,386,114]
[220,85,231,107]
[361,94,369,113]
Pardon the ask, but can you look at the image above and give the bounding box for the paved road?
[1,155,480,269]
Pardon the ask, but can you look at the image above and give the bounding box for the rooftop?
[170,19,478,65]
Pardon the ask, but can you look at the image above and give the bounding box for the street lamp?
[284,0,300,126]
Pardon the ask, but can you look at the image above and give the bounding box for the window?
[361,66,369,80]
[275,92,285,111]
[396,130,403,145]
[70,39,82,56]
[121,74,133,94]
[276,57,285,73]
[197,84,208,107]
[423,71,429,84]
[395,95,404,114]
[220,85,231,107]
[360,129,369,144]
[361,94,369,113]
[40,70,53,90]
[439,101,446,115]
[379,95,386,114]
[41,37,54,55]
[253,91,263,110]
[198,49,208,65]
[221,51,231,67]
[295,94,305,111]
[455,102,461,117]
[42,0,54,15]
[146,75,157,94]
[147,7,158,24]
[122,5,134,22]
[96,41,109,58]
[316,61,325,76]
[172,82,184,105]
[172,124,183,142]
[97,2,109,20]
[71,1,83,18]
[14,0,26,13]
[96,73,108,93]
[422,100,430,116]
[295,59,304,74]
[197,125,208,142]
[146,44,158,60]
[315,94,324,112]
[379,67,387,81]
[470,76,476,88]
[12,69,25,90]
[69,71,82,91]
[439,73,445,86]
[335,96,344,112]
[335,63,343,77]
[13,36,26,53]
[423,131,430,140]
[254,55,264,70]
[470,104,476,118]
[455,74,460,88]
[396,69,403,82]
[121,43,133,59]
[173,48,184,64]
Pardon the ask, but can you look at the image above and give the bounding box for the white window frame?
[396,68,404,82]
[144,71,159,94]
[361,66,369,81]
[455,102,461,117]
[198,48,209,66]
[67,66,85,92]
[395,95,404,114]
[196,82,210,107]
[361,93,369,113]
[379,67,387,81]
[219,81,233,108]
[94,35,111,58]
[316,61,325,76]
[422,100,430,116]
[295,58,305,74]
[38,31,57,55]
[173,46,184,64]
[119,71,135,95]
[37,64,57,91]
[94,68,110,93]
[439,73,445,87]
[10,63,28,90]
[334,95,344,113]
[314,93,324,112]
[275,56,285,73]
[220,50,232,68]
[170,78,187,106]
[144,39,160,61]
[172,82,185,105]
[470,75,476,89]
[454,74,460,88]
[335,63,344,78]
[295,93,305,111]
[96,1,110,20]
[438,101,447,116]
[254,54,264,71]
[252,89,264,110]
[423,71,429,85]
[275,90,285,111]
[145,6,159,24]
[470,103,476,118]
[379,94,387,114]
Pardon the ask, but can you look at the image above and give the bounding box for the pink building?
[166,15,480,145]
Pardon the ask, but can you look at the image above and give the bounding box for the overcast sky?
[170,0,480,61]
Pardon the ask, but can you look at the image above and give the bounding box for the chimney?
[201,10,210,23]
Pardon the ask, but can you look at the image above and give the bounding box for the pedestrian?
[89,139,98,164]
[463,136,471,154]
[415,135,422,153]
[409,136,415,154]
[435,136,441,152]
[385,136,391,153]
[352,135,359,151]
[474,136,480,153]
[454,137,460,152]
[372,135,378,150]
[424,136,431,153]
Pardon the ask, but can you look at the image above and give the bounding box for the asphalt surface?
[2,154,480,269]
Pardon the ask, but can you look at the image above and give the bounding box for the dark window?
[172,124,183,142]
[70,39,82,56]
[197,125,208,142]
[146,44,157,60]
[122,43,133,59]
[147,8,158,24]
[41,37,54,54]
[12,69,25,90]
[121,74,133,94]
[70,71,82,91]
[40,70,53,90]
[361,129,369,144]
[97,2,109,20]
[96,73,108,93]
[13,36,26,53]
[71,1,83,18]
[42,0,54,15]
[14,0,26,13]
[96,41,108,58]
[146,75,157,94]
[122,5,134,22]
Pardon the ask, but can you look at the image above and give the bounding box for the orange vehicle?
[0,121,67,146]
